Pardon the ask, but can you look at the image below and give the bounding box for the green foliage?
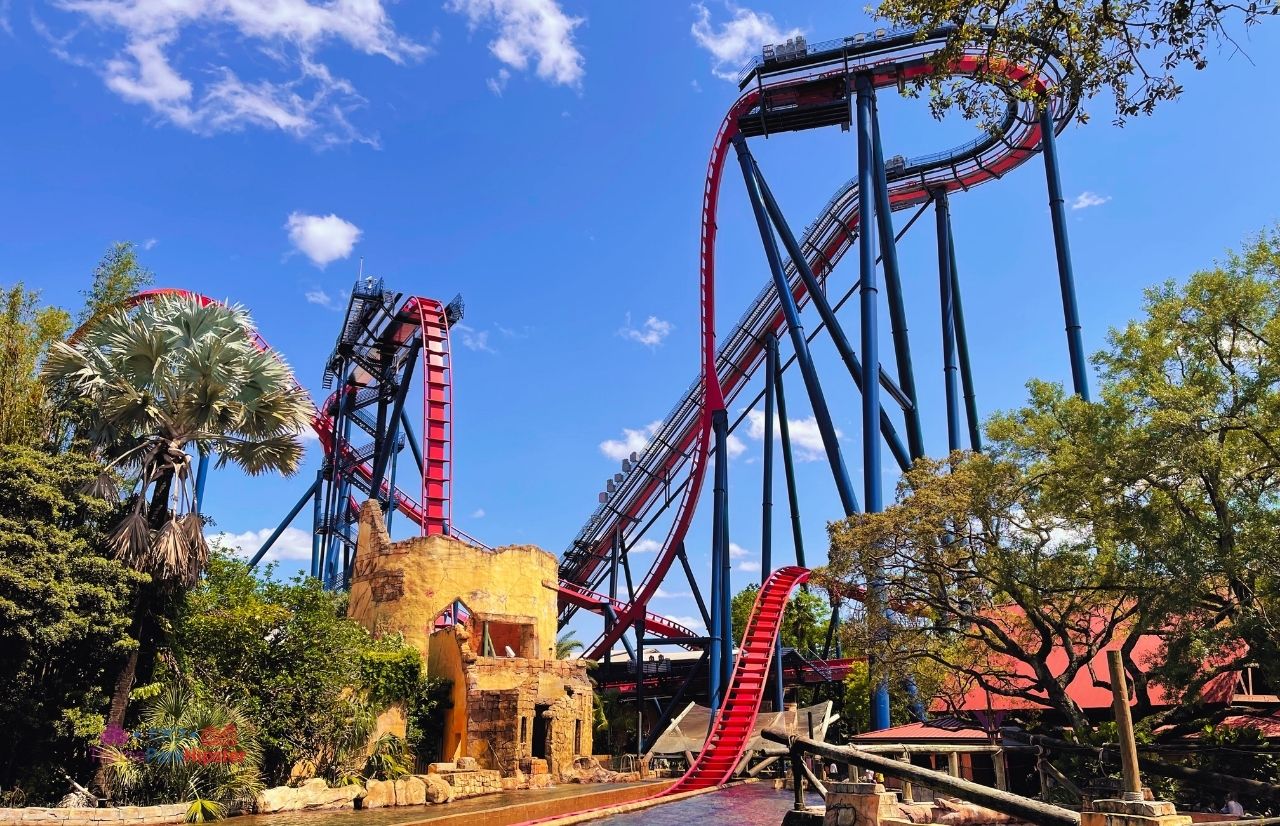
[362,733,412,781]
[95,684,264,817]
[359,639,423,707]
[173,550,424,784]
[78,242,154,324]
[875,0,1275,127]
[592,690,635,758]
[834,660,921,739]
[0,283,71,447]
[0,444,144,798]
[730,583,830,653]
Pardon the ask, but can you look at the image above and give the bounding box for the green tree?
[877,0,1275,126]
[730,583,831,653]
[0,284,71,446]
[174,550,423,785]
[78,242,155,325]
[0,445,144,799]
[42,295,313,732]
[986,226,1280,713]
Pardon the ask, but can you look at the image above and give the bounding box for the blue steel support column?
[194,451,210,514]
[718,414,735,700]
[750,156,911,472]
[311,468,324,578]
[947,232,983,452]
[855,73,891,732]
[773,343,807,570]
[733,134,860,517]
[934,189,963,453]
[870,93,926,461]
[763,334,785,713]
[1040,107,1091,401]
[635,612,646,756]
[709,408,732,715]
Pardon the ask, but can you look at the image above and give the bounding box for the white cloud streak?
[286,212,361,267]
[42,0,427,144]
[599,420,661,462]
[446,0,584,88]
[1071,191,1111,210]
[305,288,337,309]
[690,2,801,81]
[619,314,673,348]
[453,322,497,353]
[629,538,661,555]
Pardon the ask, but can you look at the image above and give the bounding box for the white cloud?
[211,526,312,564]
[691,2,801,81]
[629,538,661,555]
[42,0,427,144]
[600,420,661,461]
[470,507,486,519]
[726,433,746,458]
[286,212,361,268]
[729,541,749,559]
[305,288,337,309]
[745,408,838,462]
[486,67,511,95]
[737,559,761,573]
[142,237,158,250]
[690,78,702,93]
[1071,191,1111,210]
[298,428,320,443]
[653,587,692,599]
[619,314,673,348]
[446,0,585,88]
[668,615,707,633]
[453,322,497,353]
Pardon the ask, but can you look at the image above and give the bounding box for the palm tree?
[42,294,313,734]
[555,632,584,659]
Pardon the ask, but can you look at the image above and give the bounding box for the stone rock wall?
[0,805,188,826]
[254,779,361,813]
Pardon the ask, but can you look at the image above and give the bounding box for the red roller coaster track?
[559,38,1074,662]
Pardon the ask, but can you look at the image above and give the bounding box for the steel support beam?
[709,407,729,716]
[194,451,210,514]
[641,650,708,754]
[947,230,982,452]
[763,334,786,713]
[677,542,713,632]
[734,134,859,517]
[1040,107,1090,400]
[855,73,890,732]
[935,188,962,453]
[311,468,324,578]
[870,91,926,461]
[773,340,807,570]
[750,154,911,472]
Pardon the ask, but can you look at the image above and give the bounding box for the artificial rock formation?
[347,501,594,779]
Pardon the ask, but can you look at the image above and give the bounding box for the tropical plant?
[555,632,584,659]
[94,685,264,820]
[362,733,413,781]
[41,294,313,732]
[77,241,154,325]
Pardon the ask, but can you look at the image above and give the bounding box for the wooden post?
[1107,649,1144,801]
[948,752,961,778]
[792,751,805,811]
[900,752,914,803]
[993,748,1008,791]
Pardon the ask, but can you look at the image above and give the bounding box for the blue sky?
[5,0,1280,645]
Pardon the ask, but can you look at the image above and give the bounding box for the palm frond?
[109,510,153,569]
[214,435,304,477]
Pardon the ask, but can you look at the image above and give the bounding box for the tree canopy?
[731,582,831,654]
[878,0,1275,125]
[826,226,1280,735]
